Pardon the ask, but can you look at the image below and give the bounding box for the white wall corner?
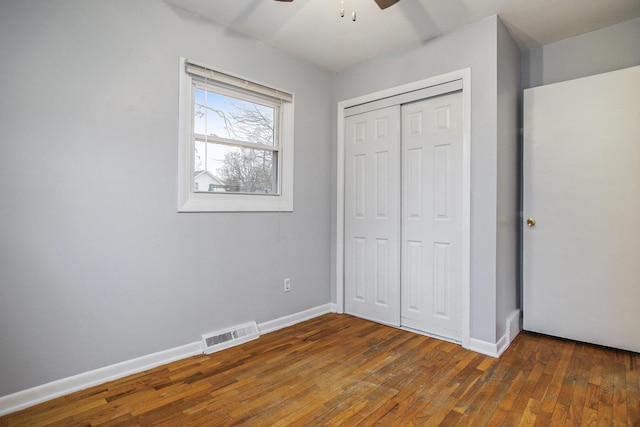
[0,303,336,417]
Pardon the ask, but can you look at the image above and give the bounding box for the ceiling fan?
[274,0,400,10]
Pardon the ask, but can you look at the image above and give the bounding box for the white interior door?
[523,66,640,353]
[344,106,401,326]
[400,92,463,341]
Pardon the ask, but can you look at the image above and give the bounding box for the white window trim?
[177,57,294,212]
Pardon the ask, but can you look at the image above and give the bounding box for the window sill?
[178,192,293,212]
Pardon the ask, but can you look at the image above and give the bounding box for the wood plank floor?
[1,314,639,426]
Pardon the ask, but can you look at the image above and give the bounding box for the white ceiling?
[168,0,640,71]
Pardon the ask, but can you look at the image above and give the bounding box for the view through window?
[193,85,279,195]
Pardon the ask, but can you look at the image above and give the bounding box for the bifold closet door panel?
[344,105,401,326]
[401,91,464,341]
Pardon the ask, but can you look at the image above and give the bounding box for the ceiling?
[167,0,640,71]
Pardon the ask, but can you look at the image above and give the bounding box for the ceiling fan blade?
[373,0,400,9]
[274,0,294,2]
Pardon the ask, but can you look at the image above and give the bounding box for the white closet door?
[344,106,401,326]
[401,91,463,341]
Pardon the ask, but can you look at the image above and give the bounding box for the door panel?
[523,66,640,353]
[401,92,463,341]
[344,106,401,326]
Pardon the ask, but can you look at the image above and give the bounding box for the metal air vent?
[201,321,260,354]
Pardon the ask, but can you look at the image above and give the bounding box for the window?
[178,58,294,212]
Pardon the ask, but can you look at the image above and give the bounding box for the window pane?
[194,87,275,146]
[194,143,277,194]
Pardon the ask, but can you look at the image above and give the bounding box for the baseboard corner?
[258,303,336,335]
[507,308,522,343]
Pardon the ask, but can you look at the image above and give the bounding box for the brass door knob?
[526,217,536,227]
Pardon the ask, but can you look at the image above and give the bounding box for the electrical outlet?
[283,278,291,292]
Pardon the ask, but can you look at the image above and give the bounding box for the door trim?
[336,68,471,349]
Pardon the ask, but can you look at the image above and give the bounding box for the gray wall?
[0,0,333,397]
[332,16,505,344]
[522,17,640,89]
[495,18,521,339]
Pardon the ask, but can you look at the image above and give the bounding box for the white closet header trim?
[344,79,462,117]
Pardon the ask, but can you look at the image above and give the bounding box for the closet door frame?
[336,68,472,350]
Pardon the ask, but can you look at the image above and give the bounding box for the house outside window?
[178,58,294,212]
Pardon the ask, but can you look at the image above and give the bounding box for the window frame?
[177,57,294,212]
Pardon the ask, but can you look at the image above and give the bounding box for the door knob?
[526,217,536,227]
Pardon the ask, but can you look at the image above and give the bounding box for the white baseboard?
[470,333,510,358]
[0,341,203,417]
[469,337,498,358]
[258,303,337,334]
[507,308,522,342]
[469,309,522,358]
[0,303,336,417]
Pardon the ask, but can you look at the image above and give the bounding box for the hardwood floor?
[1,314,639,426]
